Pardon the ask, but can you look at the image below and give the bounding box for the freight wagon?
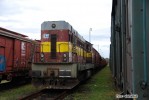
[0,27,34,82]
[110,0,149,100]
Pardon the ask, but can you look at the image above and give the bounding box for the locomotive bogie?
[32,63,95,89]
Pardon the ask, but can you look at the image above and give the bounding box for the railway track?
[19,89,69,100]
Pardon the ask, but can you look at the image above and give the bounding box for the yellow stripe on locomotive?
[40,42,86,57]
[41,42,71,53]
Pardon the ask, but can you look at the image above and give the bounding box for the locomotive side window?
[69,34,73,43]
[69,34,71,42]
[72,36,77,45]
[86,44,91,52]
[51,34,57,59]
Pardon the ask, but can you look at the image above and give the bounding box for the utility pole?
[89,28,92,42]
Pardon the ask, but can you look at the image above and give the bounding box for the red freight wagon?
[0,27,34,82]
[92,48,100,67]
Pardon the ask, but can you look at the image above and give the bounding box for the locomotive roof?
[41,21,86,42]
[41,21,71,31]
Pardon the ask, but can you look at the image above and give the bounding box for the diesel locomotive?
[32,21,107,89]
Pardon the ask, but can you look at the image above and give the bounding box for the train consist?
[110,0,149,99]
[32,21,107,89]
[0,27,35,83]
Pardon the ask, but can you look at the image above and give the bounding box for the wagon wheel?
[7,74,12,82]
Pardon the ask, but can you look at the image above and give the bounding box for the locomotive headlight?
[51,23,56,28]
[63,53,67,57]
[40,53,44,62]
[63,53,67,62]
[41,53,44,58]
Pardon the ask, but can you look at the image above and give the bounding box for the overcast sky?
[0,0,112,58]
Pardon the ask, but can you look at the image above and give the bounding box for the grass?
[65,66,119,100]
[0,84,41,100]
